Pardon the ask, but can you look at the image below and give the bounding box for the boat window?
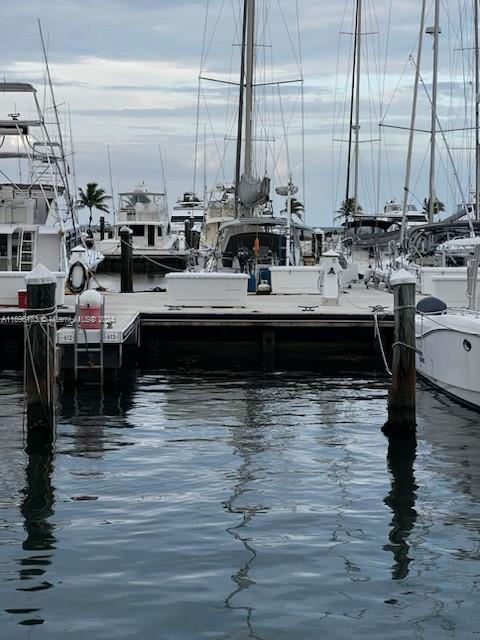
[0,235,8,270]
[463,339,472,352]
[131,225,145,236]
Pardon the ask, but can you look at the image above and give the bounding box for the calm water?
[0,370,479,639]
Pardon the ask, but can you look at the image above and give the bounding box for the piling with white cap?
[120,226,133,293]
[24,264,57,451]
[384,269,417,438]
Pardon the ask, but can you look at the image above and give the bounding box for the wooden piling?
[262,328,276,370]
[24,264,57,450]
[120,226,133,293]
[384,269,416,438]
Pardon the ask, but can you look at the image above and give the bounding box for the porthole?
[463,339,472,352]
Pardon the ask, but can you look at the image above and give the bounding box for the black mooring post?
[99,216,105,241]
[120,226,133,293]
[384,269,417,438]
[25,264,57,452]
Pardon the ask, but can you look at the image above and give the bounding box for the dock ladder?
[73,296,105,385]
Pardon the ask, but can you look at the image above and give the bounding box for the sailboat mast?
[344,2,359,208]
[353,0,362,211]
[474,0,479,221]
[234,0,248,217]
[428,0,440,224]
[244,0,255,177]
[400,0,427,248]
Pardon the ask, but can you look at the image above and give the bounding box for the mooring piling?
[24,264,57,450]
[120,225,133,293]
[384,269,417,438]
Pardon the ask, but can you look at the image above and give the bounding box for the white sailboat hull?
[415,313,480,408]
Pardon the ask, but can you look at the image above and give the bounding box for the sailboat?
[214,0,315,275]
[415,0,480,409]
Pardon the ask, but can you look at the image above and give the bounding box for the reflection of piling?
[384,270,416,438]
[120,226,133,293]
[25,265,57,449]
[384,437,417,580]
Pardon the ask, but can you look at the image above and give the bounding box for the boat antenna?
[400,0,426,249]
[234,0,249,218]
[38,19,75,226]
[67,103,79,229]
[107,144,116,225]
[158,143,169,213]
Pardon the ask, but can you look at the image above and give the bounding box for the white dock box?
[270,266,322,294]
[166,272,249,307]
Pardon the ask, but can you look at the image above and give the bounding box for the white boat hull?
[415,313,480,408]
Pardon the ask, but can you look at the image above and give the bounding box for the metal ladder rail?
[73,296,105,384]
[20,231,35,271]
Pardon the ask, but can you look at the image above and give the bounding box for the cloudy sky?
[0,0,477,226]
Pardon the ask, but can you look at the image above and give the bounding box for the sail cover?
[238,174,270,207]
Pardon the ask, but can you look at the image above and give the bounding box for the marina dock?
[1,283,398,372]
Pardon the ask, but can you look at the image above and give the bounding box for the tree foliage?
[77,183,111,229]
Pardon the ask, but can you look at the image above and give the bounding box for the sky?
[0,0,477,227]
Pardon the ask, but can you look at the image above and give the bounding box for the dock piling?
[120,226,133,293]
[24,264,57,450]
[384,269,417,438]
[99,216,105,241]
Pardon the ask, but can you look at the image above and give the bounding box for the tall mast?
[474,0,479,220]
[353,0,362,211]
[428,0,440,224]
[400,0,427,247]
[244,0,255,177]
[234,0,248,217]
[344,1,359,208]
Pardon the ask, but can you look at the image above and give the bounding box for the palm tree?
[422,197,445,217]
[337,197,362,221]
[77,183,111,229]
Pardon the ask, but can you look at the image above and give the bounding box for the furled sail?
[238,174,270,207]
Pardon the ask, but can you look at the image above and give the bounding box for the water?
[93,273,166,293]
[0,370,479,639]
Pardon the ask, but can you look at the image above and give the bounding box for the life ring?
[67,260,88,294]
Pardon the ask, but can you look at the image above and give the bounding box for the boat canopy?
[0,82,36,93]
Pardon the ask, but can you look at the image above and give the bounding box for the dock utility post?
[384,269,417,438]
[25,264,57,450]
[120,226,133,293]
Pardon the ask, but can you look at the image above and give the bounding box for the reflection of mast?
[223,389,267,640]
[383,438,417,580]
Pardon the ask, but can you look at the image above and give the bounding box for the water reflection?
[57,372,137,458]
[15,444,55,626]
[384,437,417,580]
[223,384,269,640]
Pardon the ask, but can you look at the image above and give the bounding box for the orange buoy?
[253,237,260,253]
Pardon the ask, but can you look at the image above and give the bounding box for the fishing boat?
[170,192,205,250]
[0,81,81,306]
[96,183,188,273]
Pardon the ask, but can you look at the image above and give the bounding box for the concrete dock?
[0,282,398,373]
